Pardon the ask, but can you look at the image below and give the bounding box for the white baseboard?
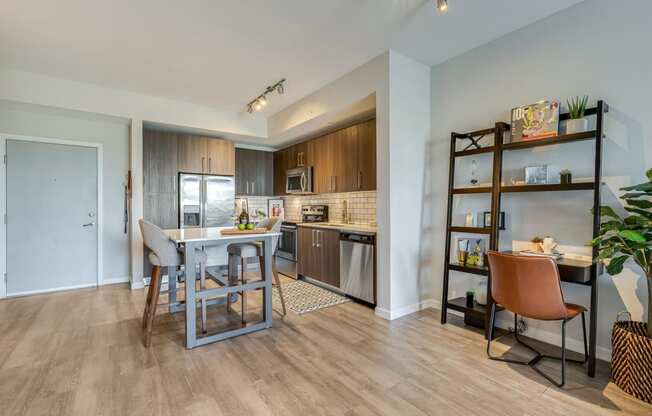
[6,283,98,298]
[101,276,129,286]
[130,278,144,290]
[375,298,439,320]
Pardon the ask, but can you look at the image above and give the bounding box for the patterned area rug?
[273,280,349,314]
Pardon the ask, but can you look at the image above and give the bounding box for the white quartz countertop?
[297,222,377,235]
[164,227,281,243]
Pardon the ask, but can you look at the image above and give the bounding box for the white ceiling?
[0,0,584,117]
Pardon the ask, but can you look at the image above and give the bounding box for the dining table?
[163,227,281,348]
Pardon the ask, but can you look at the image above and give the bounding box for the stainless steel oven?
[286,166,313,194]
[277,222,297,261]
[276,222,298,279]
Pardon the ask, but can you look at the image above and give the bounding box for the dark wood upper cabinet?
[235,148,274,196]
[178,134,235,175]
[273,118,376,196]
[356,119,377,191]
[273,149,288,196]
[206,138,235,176]
[177,134,207,174]
[143,130,178,194]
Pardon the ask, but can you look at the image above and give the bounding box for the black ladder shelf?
[439,100,608,378]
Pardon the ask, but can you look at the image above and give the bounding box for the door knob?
[82,222,95,227]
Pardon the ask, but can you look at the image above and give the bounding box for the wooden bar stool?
[227,217,286,323]
[486,251,588,387]
[139,219,208,347]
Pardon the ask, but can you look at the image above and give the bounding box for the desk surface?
[504,251,594,284]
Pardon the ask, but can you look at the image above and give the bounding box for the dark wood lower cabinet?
[297,226,340,288]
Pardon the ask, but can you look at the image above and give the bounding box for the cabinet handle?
[201,157,205,173]
[172,175,176,192]
[358,171,362,190]
[311,229,315,247]
[251,182,255,195]
[246,182,249,194]
[317,231,321,248]
[209,157,212,173]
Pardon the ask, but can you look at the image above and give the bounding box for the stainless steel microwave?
[286,166,313,194]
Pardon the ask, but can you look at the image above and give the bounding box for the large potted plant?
[591,169,652,403]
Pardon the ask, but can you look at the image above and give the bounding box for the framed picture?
[511,100,560,142]
[483,211,505,230]
[268,199,284,219]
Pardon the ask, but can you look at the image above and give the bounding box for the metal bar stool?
[139,219,209,347]
[226,217,286,323]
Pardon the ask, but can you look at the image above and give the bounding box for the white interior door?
[6,139,98,295]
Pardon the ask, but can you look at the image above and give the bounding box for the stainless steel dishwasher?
[339,232,375,304]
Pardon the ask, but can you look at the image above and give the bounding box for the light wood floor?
[1,281,650,416]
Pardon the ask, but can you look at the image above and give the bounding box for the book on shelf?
[510,101,560,142]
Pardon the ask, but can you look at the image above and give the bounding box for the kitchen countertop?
[297,222,377,235]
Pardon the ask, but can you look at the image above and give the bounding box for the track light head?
[259,96,268,107]
[436,0,448,12]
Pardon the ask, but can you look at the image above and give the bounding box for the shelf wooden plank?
[502,130,596,151]
[447,297,501,318]
[448,262,489,276]
[449,226,491,234]
[454,146,495,157]
[501,182,595,193]
[452,186,492,194]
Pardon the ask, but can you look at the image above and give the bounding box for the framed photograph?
[268,199,284,219]
[511,100,560,142]
[483,211,505,230]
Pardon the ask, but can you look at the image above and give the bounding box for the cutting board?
[220,228,268,235]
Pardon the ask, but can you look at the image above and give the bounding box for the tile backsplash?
[236,191,376,224]
[283,191,376,224]
[235,191,376,224]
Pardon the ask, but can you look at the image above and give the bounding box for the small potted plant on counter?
[590,168,652,404]
[566,95,589,134]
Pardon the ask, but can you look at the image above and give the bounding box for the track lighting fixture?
[246,78,286,114]
[436,0,448,13]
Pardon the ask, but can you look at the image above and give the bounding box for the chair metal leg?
[200,261,207,334]
[241,257,247,324]
[487,308,585,388]
[581,311,588,363]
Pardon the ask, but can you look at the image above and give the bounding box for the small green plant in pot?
[591,168,652,337]
[566,95,589,134]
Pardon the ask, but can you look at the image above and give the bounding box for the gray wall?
[429,0,652,359]
[0,101,130,282]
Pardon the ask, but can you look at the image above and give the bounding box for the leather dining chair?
[139,219,208,346]
[486,251,588,387]
[226,217,287,323]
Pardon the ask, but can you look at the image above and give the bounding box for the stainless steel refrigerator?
[179,174,235,228]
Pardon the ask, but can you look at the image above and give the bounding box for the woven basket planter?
[611,315,652,404]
